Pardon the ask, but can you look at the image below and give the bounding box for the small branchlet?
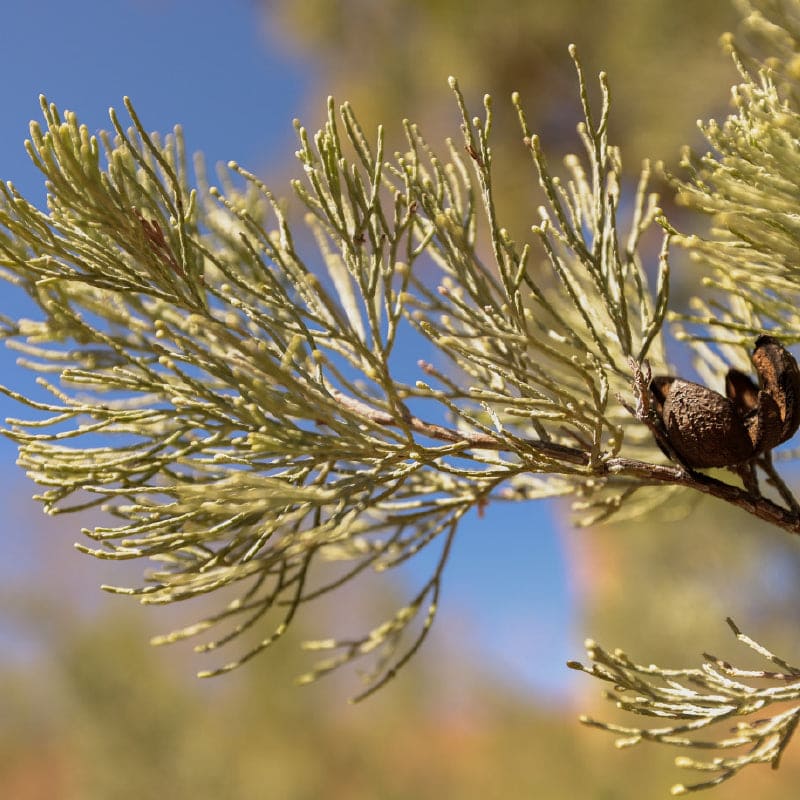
[672,8,800,350]
[569,618,800,794]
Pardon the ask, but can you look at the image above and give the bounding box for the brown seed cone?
[650,377,754,468]
[752,335,800,444]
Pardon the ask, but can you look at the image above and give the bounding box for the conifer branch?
[569,618,800,795]
[2,7,800,793]
[0,68,677,696]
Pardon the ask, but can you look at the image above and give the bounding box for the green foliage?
[265,0,740,256]
[4,0,800,795]
[571,619,800,794]
[674,34,800,347]
[0,49,672,698]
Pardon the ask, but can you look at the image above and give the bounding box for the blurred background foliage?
[264,0,741,235]
[4,499,800,800]
[5,1,800,798]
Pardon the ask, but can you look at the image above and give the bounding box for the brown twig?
[604,456,798,532]
[328,388,800,535]
[327,387,590,465]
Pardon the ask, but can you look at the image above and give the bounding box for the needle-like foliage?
[570,619,800,794]
[672,2,800,371]
[0,51,672,698]
[4,1,800,793]
[567,1,800,792]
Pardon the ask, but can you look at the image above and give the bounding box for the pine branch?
[567,3,800,793]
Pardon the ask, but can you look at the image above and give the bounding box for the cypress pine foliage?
[2,0,800,792]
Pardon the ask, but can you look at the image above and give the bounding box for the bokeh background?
[3,1,800,797]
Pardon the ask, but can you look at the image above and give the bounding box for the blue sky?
[0,1,579,697]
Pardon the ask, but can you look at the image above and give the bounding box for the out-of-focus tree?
[262,0,740,234]
[8,592,800,800]
[264,0,738,165]
[568,494,800,669]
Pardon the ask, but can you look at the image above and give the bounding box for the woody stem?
[330,389,800,536]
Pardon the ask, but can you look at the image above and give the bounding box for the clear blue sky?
[0,1,579,697]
